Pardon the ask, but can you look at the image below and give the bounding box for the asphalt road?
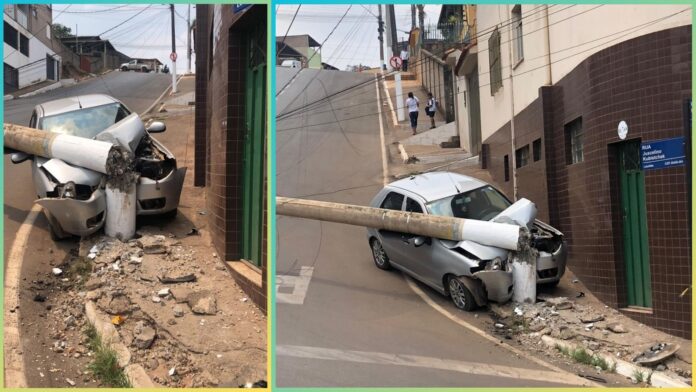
[3,70,171,387]
[275,67,580,387]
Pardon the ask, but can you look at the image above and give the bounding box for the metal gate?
[46,54,56,80]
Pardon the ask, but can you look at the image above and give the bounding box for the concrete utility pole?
[277,197,524,251]
[417,4,425,32]
[411,4,416,30]
[103,41,107,72]
[170,4,178,93]
[186,3,191,74]
[377,5,386,71]
[386,5,398,58]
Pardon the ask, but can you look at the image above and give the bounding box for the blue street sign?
[641,137,686,170]
[233,4,250,13]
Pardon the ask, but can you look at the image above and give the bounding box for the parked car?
[10,94,186,240]
[366,172,567,311]
[120,59,151,72]
[280,59,301,68]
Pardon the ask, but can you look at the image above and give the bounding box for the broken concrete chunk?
[158,274,196,284]
[579,314,605,323]
[52,268,63,276]
[66,378,76,386]
[169,367,177,376]
[158,288,171,297]
[188,291,218,315]
[84,277,103,291]
[607,322,627,333]
[101,293,131,315]
[543,296,573,310]
[173,305,185,317]
[137,235,168,254]
[551,325,575,340]
[133,321,156,349]
[152,296,162,303]
[64,315,77,329]
[633,343,679,366]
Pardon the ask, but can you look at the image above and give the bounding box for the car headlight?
[485,257,503,271]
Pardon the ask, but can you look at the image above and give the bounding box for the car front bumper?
[536,240,568,284]
[36,189,107,236]
[136,167,187,215]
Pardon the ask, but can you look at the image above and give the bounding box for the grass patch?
[65,256,93,288]
[632,369,651,384]
[84,324,132,388]
[555,344,615,372]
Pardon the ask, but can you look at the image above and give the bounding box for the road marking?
[277,344,586,386]
[374,76,389,186]
[403,275,599,387]
[276,266,314,305]
[381,76,398,127]
[3,204,41,387]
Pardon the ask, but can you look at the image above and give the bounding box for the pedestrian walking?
[406,92,419,135]
[400,46,410,72]
[426,92,437,129]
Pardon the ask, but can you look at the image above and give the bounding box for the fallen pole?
[5,123,138,241]
[276,196,524,251]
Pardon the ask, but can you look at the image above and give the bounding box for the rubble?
[173,305,185,318]
[607,323,627,334]
[188,291,218,315]
[52,268,63,276]
[133,321,157,349]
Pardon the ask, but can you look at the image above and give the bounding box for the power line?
[98,5,153,36]
[277,5,301,61]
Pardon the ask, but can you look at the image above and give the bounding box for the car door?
[395,197,439,284]
[377,191,405,265]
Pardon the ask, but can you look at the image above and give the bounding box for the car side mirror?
[146,121,166,133]
[10,152,30,164]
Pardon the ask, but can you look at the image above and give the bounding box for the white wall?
[475,4,692,142]
[4,15,60,88]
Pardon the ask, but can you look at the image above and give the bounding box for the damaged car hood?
[37,157,102,186]
[94,113,145,153]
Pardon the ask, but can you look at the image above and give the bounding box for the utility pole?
[170,4,178,93]
[386,5,398,58]
[75,25,78,54]
[411,4,416,30]
[103,41,107,72]
[417,5,425,32]
[186,3,191,74]
[377,5,385,71]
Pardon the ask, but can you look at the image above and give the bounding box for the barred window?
[488,27,502,95]
[565,117,584,165]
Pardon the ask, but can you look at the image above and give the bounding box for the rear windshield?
[39,102,131,138]
[426,185,511,221]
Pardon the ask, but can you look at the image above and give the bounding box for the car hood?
[94,113,145,154]
[37,157,102,186]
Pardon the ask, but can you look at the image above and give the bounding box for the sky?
[52,4,195,72]
[276,4,443,70]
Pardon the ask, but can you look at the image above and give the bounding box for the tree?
[51,23,72,38]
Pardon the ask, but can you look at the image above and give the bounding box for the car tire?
[448,276,476,311]
[370,238,391,270]
[141,67,148,73]
[121,66,128,71]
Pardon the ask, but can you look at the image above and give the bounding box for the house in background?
[60,35,130,73]
[3,4,60,92]
[275,34,321,69]
[276,40,305,67]
[194,4,268,312]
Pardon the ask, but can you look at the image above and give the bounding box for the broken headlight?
[60,181,76,198]
[485,257,505,271]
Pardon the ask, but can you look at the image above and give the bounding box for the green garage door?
[241,24,266,267]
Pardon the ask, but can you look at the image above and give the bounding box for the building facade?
[276,34,321,69]
[3,4,60,92]
[194,4,268,312]
[469,4,691,337]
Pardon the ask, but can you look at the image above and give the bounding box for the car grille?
[537,268,558,279]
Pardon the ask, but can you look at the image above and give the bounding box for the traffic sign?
[389,56,402,69]
[170,52,178,62]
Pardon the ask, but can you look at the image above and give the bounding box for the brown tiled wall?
[482,26,691,338]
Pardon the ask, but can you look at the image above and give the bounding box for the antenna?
[446,170,461,193]
[77,96,83,109]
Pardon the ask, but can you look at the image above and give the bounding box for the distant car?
[280,59,301,68]
[120,59,151,72]
[366,172,567,311]
[10,94,186,240]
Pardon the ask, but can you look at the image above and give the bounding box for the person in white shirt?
[405,92,419,134]
[400,47,410,71]
[426,92,437,129]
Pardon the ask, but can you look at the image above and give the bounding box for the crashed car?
[10,94,186,240]
[366,172,566,311]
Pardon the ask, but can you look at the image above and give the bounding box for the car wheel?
[141,67,148,72]
[121,66,128,71]
[448,276,476,311]
[370,238,391,270]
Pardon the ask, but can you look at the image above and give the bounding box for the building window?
[512,5,524,64]
[4,22,18,50]
[515,145,529,168]
[565,117,584,164]
[19,33,29,56]
[488,27,502,95]
[533,138,542,161]
[504,154,510,182]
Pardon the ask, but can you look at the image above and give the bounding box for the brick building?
[462,5,691,337]
[194,4,268,312]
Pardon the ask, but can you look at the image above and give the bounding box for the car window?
[29,111,37,128]
[405,198,423,213]
[427,185,511,221]
[381,191,405,211]
[39,103,131,138]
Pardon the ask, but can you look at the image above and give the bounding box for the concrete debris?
[158,288,171,297]
[542,296,573,310]
[84,277,103,291]
[52,267,63,276]
[64,315,77,329]
[137,235,168,254]
[152,296,162,303]
[657,364,667,371]
[168,367,177,376]
[66,378,76,386]
[579,314,604,323]
[133,321,157,349]
[188,291,218,315]
[173,305,185,318]
[514,306,523,316]
[607,322,627,333]
[633,343,679,366]
[100,293,131,315]
[158,274,196,284]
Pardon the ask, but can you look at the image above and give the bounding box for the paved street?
[3,70,171,387]
[275,67,586,387]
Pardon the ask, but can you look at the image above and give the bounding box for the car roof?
[36,94,122,117]
[388,172,488,203]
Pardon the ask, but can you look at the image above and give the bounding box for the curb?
[84,301,157,388]
[18,78,78,98]
[542,335,690,387]
[4,94,14,101]
[141,75,184,117]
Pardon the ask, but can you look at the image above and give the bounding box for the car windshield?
[39,102,130,138]
[426,185,511,221]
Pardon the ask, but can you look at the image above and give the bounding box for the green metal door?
[618,140,652,307]
[241,24,266,267]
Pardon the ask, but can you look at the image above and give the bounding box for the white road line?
[382,76,399,127]
[276,266,314,305]
[277,344,587,386]
[403,275,600,387]
[4,204,42,387]
[375,76,389,186]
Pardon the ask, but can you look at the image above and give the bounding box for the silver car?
[366,172,567,311]
[10,94,186,240]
